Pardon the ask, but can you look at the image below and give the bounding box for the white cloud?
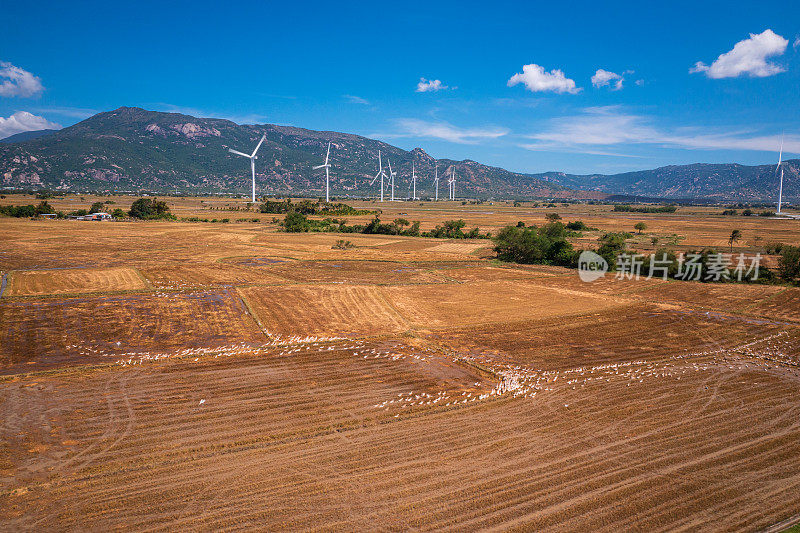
[416,78,450,92]
[343,94,370,105]
[31,106,97,119]
[523,106,800,154]
[0,111,61,139]
[507,64,581,94]
[591,69,634,90]
[387,118,508,144]
[0,61,44,98]
[794,37,800,49]
[690,29,788,78]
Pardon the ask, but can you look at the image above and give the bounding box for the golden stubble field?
[2,196,800,531]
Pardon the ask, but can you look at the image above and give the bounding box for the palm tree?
[728,229,742,252]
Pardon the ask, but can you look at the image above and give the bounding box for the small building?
[89,212,112,221]
[40,213,58,219]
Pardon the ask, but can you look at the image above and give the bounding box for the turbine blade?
[313,164,326,170]
[325,142,331,164]
[251,134,266,158]
[228,149,251,158]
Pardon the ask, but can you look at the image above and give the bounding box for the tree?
[650,236,659,246]
[545,212,562,222]
[90,201,105,213]
[597,233,628,268]
[35,201,54,215]
[111,208,126,219]
[129,197,173,220]
[493,223,575,266]
[778,245,800,283]
[634,222,647,234]
[728,229,742,252]
[283,211,310,232]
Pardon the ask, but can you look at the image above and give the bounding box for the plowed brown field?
[2,199,800,531]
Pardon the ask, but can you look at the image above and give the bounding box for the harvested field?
[384,280,628,331]
[424,241,489,254]
[260,260,448,285]
[5,267,147,296]
[240,285,407,337]
[2,339,800,530]
[2,199,800,530]
[0,290,265,373]
[139,262,285,290]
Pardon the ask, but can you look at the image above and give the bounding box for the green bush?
[128,197,175,220]
[778,246,800,282]
[493,222,576,266]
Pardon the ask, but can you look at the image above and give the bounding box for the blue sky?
[1,0,799,174]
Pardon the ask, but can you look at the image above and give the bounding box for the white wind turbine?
[433,166,440,201]
[387,159,397,201]
[370,150,387,202]
[411,162,417,200]
[777,136,785,214]
[448,168,456,200]
[228,133,266,203]
[313,141,332,203]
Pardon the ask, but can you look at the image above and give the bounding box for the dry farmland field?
[3,194,800,531]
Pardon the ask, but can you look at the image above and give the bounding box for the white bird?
[313,141,332,203]
[228,133,266,203]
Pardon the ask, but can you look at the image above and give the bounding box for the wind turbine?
[433,166,440,201]
[313,141,332,203]
[387,159,397,201]
[369,150,387,202]
[448,168,456,200]
[410,162,416,200]
[777,135,785,214]
[228,133,266,203]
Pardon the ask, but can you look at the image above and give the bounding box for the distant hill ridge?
[0,106,794,201]
[0,107,579,199]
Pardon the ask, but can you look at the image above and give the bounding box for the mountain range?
[0,107,794,202]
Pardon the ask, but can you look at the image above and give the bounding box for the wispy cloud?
[0,111,61,138]
[32,106,97,119]
[0,61,44,98]
[383,118,508,144]
[416,78,451,92]
[507,63,581,94]
[690,29,788,78]
[343,94,370,105]
[523,106,800,154]
[591,69,634,90]
[794,36,800,50]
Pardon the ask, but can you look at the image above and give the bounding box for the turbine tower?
[313,141,332,203]
[387,159,397,201]
[370,150,387,202]
[433,166,439,201]
[411,162,417,200]
[777,136,785,214]
[228,133,266,202]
